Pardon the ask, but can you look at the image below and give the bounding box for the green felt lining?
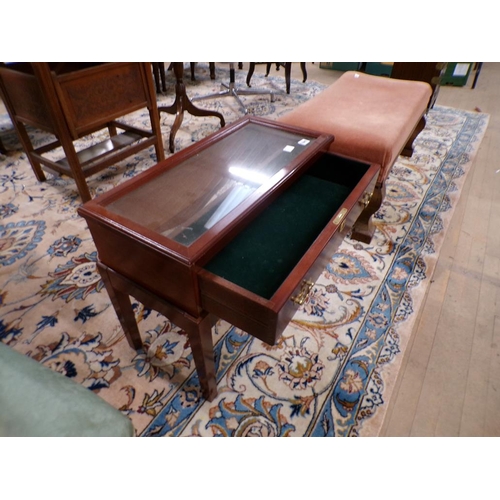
[204,173,352,299]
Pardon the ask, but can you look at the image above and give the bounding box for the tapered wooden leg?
[285,62,292,94]
[246,63,256,87]
[152,63,161,93]
[147,107,165,162]
[186,313,217,402]
[300,62,307,83]
[12,121,47,182]
[58,139,92,203]
[159,62,166,92]
[97,262,143,350]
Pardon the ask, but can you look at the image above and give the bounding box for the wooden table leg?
[158,62,225,153]
[186,313,217,401]
[97,262,218,401]
[97,262,143,350]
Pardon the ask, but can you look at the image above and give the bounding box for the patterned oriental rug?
[0,64,489,436]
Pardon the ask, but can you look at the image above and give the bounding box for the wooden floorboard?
[380,62,500,436]
[292,62,500,437]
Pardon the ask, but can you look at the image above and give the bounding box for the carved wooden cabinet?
[78,117,380,401]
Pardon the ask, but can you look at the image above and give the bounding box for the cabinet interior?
[203,154,369,299]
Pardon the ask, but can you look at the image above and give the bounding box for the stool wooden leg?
[350,180,385,244]
[401,115,426,157]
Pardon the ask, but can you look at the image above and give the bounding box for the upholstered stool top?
[278,71,432,178]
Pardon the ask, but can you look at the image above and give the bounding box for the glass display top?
[106,122,318,246]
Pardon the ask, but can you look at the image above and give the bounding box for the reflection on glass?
[203,165,272,230]
[105,122,316,247]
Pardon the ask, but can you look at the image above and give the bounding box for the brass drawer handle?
[333,207,348,233]
[291,280,314,305]
[359,191,372,208]
[333,207,347,225]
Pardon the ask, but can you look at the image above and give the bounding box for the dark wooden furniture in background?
[78,116,379,401]
[192,63,276,116]
[157,62,225,153]
[471,62,483,89]
[390,62,446,109]
[189,62,216,81]
[0,62,165,202]
[153,62,216,94]
[152,62,167,93]
[246,62,308,94]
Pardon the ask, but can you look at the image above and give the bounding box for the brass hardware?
[291,280,314,305]
[339,219,346,232]
[359,191,372,208]
[333,208,348,226]
[431,76,442,85]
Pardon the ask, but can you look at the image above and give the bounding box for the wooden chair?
[246,62,307,94]
[0,62,165,202]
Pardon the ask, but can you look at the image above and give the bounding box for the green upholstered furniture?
[0,342,134,437]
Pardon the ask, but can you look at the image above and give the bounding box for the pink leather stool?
[278,71,432,243]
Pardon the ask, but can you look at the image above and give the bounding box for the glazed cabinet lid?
[79,117,333,263]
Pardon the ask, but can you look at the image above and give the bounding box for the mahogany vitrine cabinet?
[78,117,380,401]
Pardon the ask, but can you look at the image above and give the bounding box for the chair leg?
[300,62,307,83]
[11,120,47,182]
[246,63,256,87]
[285,62,292,94]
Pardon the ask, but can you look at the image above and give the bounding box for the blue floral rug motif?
[0,64,489,436]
